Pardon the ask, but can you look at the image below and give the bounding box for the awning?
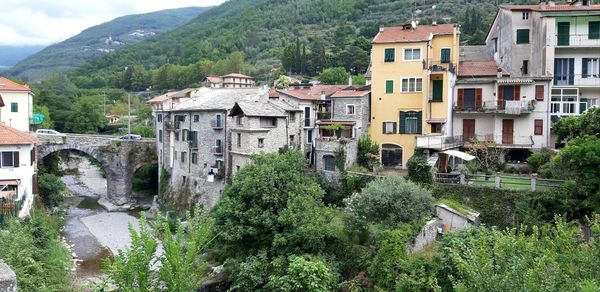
[316,121,356,125]
[426,118,447,124]
[497,78,534,85]
[442,150,476,161]
[0,180,19,186]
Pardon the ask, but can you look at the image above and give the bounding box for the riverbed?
[59,154,144,288]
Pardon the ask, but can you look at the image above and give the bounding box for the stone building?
[313,87,371,180]
[150,87,268,209]
[228,98,301,175]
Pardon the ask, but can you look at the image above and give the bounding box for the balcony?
[463,135,534,149]
[554,74,600,87]
[211,145,223,156]
[165,121,181,131]
[316,111,332,121]
[416,135,464,150]
[211,119,223,129]
[554,34,600,47]
[423,59,456,74]
[454,100,534,115]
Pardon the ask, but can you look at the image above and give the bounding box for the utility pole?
[128,93,131,135]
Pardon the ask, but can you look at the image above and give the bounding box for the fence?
[0,198,22,226]
[435,172,564,192]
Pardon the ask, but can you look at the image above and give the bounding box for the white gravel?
[80,212,141,254]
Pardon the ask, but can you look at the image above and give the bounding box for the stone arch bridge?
[37,134,157,205]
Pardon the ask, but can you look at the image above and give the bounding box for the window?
[440,48,451,64]
[258,138,265,148]
[237,116,243,125]
[385,80,394,93]
[181,151,186,163]
[384,48,395,62]
[10,102,18,113]
[401,78,423,93]
[382,122,397,134]
[551,88,578,116]
[288,112,295,122]
[159,130,163,142]
[215,139,223,153]
[182,176,186,185]
[522,12,529,20]
[157,114,162,122]
[323,155,335,171]
[237,133,241,147]
[535,85,545,101]
[182,130,188,142]
[554,58,575,85]
[403,48,421,61]
[582,58,600,78]
[431,123,443,134]
[175,132,179,141]
[589,21,600,39]
[289,135,295,144]
[260,117,277,127]
[399,111,422,134]
[516,29,530,44]
[214,114,223,128]
[493,37,498,53]
[522,60,529,75]
[346,104,355,115]
[194,115,200,122]
[534,120,543,135]
[1,152,18,168]
[307,130,313,143]
[432,79,443,102]
[191,152,198,164]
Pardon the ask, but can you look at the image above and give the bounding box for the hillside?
[72,0,537,85]
[5,6,211,82]
[0,45,45,69]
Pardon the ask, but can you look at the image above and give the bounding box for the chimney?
[379,25,385,32]
[348,75,353,86]
[320,90,326,100]
[432,20,437,26]
[497,68,503,78]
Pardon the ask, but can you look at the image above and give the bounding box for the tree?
[65,95,106,134]
[132,125,156,138]
[33,104,53,129]
[407,153,433,185]
[349,174,434,226]
[553,107,600,143]
[527,151,551,173]
[467,139,506,174]
[38,173,66,209]
[357,134,379,170]
[318,67,349,85]
[266,255,334,291]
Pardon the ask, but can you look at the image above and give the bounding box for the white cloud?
[0,0,225,46]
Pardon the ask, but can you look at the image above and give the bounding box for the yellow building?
[369,23,460,168]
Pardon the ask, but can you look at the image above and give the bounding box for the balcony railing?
[211,119,223,129]
[463,135,534,148]
[554,74,600,87]
[316,111,332,120]
[454,100,534,114]
[416,135,464,150]
[165,121,181,130]
[211,145,223,155]
[423,59,456,73]
[554,33,600,47]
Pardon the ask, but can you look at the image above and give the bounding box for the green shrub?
[527,152,551,172]
[357,134,379,170]
[131,124,156,138]
[38,173,66,208]
[407,153,433,185]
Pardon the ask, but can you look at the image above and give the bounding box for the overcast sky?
[0,0,226,46]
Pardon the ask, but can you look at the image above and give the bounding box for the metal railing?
[554,33,600,47]
[316,112,332,120]
[211,145,223,155]
[554,74,600,86]
[435,172,564,192]
[454,100,534,114]
[423,59,456,73]
[464,135,534,147]
[416,135,464,150]
[211,119,223,129]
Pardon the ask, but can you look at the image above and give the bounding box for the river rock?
[115,197,128,206]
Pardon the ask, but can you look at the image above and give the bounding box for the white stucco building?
[0,77,33,132]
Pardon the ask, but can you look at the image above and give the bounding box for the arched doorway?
[381,144,403,167]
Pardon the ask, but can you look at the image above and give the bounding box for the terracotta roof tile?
[458,60,509,77]
[206,76,223,83]
[373,24,457,43]
[278,85,348,101]
[330,90,370,98]
[0,123,37,145]
[501,3,600,11]
[0,94,4,107]
[221,73,253,79]
[0,77,31,92]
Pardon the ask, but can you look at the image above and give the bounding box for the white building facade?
[0,77,33,132]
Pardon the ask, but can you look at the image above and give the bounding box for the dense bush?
[38,173,66,208]
[406,153,433,185]
[527,151,551,172]
[349,174,434,226]
[356,134,379,170]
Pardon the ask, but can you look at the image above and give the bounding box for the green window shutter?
[399,112,406,134]
[516,29,529,44]
[416,111,422,134]
[10,102,18,113]
[441,48,451,64]
[557,22,570,45]
[589,21,600,39]
[384,48,395,62]
[582,58,589,78]
[386,80,394,93]
[432,80,443,102]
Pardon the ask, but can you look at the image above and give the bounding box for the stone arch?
[381,143,403,167]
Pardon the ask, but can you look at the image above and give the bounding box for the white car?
[113,134,142,141]
[36,129,66,137]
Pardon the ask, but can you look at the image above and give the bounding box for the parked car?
[35,129,66,137]
[113,134,142,141]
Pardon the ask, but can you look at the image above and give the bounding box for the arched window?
[323,155,335,171]
[381,144,403,167]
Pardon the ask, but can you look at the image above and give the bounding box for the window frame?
[346,104,356,115]
[400,77,423,93]
[323,155,336,172]
[385,79,394,94]
[382,121,397,134]
[440,48,451,64]
[403,47,422,61]
[384,48,395,62]
[534,119,543,135]
[516,29,530,44]
[10,102,18,113]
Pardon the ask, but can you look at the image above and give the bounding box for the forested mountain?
[5,6,211,82]
[0,45,45,69]
[70,0,537,89]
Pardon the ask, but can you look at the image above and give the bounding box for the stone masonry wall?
[0,261,16,292]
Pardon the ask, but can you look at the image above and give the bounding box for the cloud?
[0,0,225,46]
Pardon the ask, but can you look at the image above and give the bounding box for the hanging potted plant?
[321,124,344,138]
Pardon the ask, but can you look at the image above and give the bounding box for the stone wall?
[314,138,358,181]
[0,261,16,292]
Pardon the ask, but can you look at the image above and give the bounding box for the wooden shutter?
[517,29,529,44]
[589,21,600,39]
[382,122,386,134]
[432,80,443,102]
[569,58,575,85]
[558,22,570,45]
[30,148,36,166]
[399,112,406,134]
[514,85,521,101]
[13,152,19,168]
[441,48,451,64]
[534,120,543,135]
[386,80,393,93]
[535,85,544,101]
[582,58,589,78]
[457,89,464,108]
[393,122,397,134]
[416,111,422,134]
[498,86,504,110]
[475,88,483,108]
